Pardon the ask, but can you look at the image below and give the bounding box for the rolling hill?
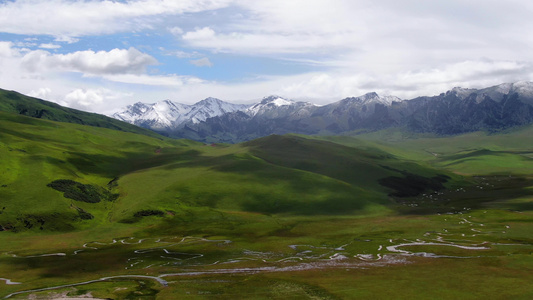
[1,96,533,299]
[0,88,163,138]
[0,109,463,233]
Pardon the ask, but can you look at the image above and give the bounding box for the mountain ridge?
[111,97,248,132]
[108,81,533,142]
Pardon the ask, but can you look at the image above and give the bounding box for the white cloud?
[157,58,533,105]
[160,48,202,59]
[65,89,104,107]
[0,41,19,57]
[179,1,367,54]
[182,27,352,54]
[54,36,80,44]
[182,27,217,41]
[176,0,533,72]
[15,41,37,48]
[0,0,233,37]
[39,43,61,49]
[21,47,157,75]
[2,1,533,113]
[190,57,213,67]
[102,73,204,87]
[276,60,533,101]
[169,26,184,36]
[64,88,133,109]
[28,87,52,99]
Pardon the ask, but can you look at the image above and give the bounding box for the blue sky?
[0,0,532,113]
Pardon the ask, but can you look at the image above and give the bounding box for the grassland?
[1,111,533,299]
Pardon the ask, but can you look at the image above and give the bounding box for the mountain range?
[109,81,533,142]
[2,81,533,299]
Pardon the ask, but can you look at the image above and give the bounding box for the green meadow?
[1,111,533,299]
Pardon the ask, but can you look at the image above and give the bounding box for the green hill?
[312,126,533,175]
[1,108,533,299]
[0,88,162,138]
[0,111,196,232]
[0,109,467,233]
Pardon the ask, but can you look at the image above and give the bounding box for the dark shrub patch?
[107,177,119,188]
[120,209,166,223]
[133,210,165,218]
[76,207,94,220]
[379,173,449,197]
[47,179,119,203]
[7,213,77,232]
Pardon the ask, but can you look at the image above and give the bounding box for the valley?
[1,102,533,298]
[1,0,532,297]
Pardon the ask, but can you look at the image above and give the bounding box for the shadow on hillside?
[396,176,533,215]
[65,149,201,177]
[160,153,382,215]
[0,126,57,143]
[165,150,533,216]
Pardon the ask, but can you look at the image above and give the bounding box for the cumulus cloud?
[64,88,134,109]
[182,27,217,41]
[169,26,184,36]
[21,47,157,75]
[28,87,52,99]
[276,59,533,101]
[176,0,533,71]
[2,1,533,113]
[65,89,105,107]
[190,57,213,67]
[0,41,19,57]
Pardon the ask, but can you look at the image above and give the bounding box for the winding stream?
[3,275,167,299]
[3,213,532,299]
[0,278,21,285]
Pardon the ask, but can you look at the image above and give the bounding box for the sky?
[1,0,533,113]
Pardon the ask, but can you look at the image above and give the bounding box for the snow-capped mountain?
[112,100,189,130]
[317,92,401,116]
[348,92,401,106]
[187,97,249,123]
[247,96,299,116]
[245,95,318,118]
[111,97,248,131]
[449,81,533,104]
[111,81,533,143]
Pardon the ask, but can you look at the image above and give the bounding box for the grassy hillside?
[0,88,162,138]
[1,111,533,299]
[0,111,197,232]
[312,126,533,175]
[2,111,453,233]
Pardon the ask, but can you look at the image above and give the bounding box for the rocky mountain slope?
[111,81,533,142]
[111,97,248,133]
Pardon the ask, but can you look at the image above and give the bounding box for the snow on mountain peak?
[449,87,477,99]
[510,81,533,97]
[271,98,292,107]
[245,96,296,116]
[343,92,400,106]
[197,97,223,105]
[260,95,292,106]
[112,97,248,129]
[187,97,248,124]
